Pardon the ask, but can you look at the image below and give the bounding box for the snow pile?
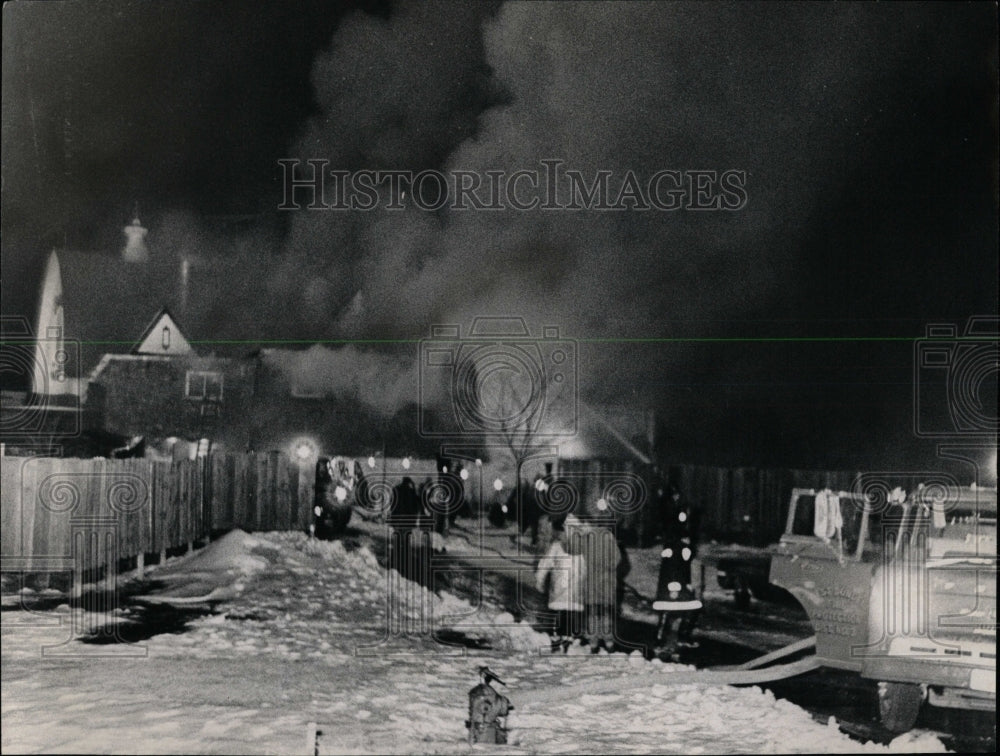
[2,528,959,754]
[884,731,950,753]
[164,530,279,576]
[484,611,558,653]
[258,531,555,654]
[133,530,281,604]
[512,681,949,754]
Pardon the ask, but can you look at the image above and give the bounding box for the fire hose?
[517,636,820,707]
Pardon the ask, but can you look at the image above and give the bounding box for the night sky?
[2,1,997,473]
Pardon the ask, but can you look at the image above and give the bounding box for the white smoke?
[267,343,416,417]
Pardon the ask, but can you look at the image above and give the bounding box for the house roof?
[55,249,186,376]
[52,248,251,377]
[133,307,193,356]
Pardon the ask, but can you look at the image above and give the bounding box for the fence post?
[158,462,168,564]
[185,460,195,554]
[202,455,211,544]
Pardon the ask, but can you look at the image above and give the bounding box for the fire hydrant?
[466,666,513,745]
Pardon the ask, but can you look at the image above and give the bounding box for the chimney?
[646,408,657,459]
[122,208,149,263]
[180,256,190,315]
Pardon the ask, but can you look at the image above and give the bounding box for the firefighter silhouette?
[652,482,702,650]
[466,666,513,745]
[313,457,353,538]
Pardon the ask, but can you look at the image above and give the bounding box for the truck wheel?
[878,681,923,733]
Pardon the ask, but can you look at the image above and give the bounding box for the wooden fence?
[1,450,858,574]
[0,451,313,574]
[663,464,856,545]
[555,458,857,546]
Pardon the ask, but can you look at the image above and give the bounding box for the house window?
[186,370,223,401]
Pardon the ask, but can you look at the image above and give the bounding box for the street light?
[293,438,318,461]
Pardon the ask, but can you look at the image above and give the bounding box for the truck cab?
[769,484,996,732]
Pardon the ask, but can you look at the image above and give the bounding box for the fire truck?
[769,484,996,732]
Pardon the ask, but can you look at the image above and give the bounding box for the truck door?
[770,488,874,671]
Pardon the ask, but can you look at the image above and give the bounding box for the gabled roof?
[133,307,193,356]
[49,248,254,376]
[54,249,186,376]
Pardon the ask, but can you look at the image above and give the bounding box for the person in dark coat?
[504,477,542,546]
[580,517,621,651]
[652,482,702,651]
[523,475,544,546]
[449,464,473,523]
[615,534,631,620]
[387,476,427,584]
[388,476,421,524]
[418,476,435,528]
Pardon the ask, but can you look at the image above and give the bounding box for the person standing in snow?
[521,475,543,547]
[580,516,622,652]
[417,477,434,527]
[652,482,702,652]
[387,477,427,584]
[535,522,586,651]
[388,477,421,523]
[615,533,631,621]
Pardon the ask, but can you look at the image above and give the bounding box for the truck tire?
[878,681,923,733]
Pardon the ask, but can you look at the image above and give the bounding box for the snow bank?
[512,679,949,754]
[132,530,281,604]
[157,529,279,576]
[2,528,958,754]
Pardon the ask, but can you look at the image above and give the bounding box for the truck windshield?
[916,488,997,557]
[787,490,869,559]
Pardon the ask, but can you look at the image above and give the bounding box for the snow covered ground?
[2,528,950,754]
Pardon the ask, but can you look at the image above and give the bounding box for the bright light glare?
[293,438,317,460]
